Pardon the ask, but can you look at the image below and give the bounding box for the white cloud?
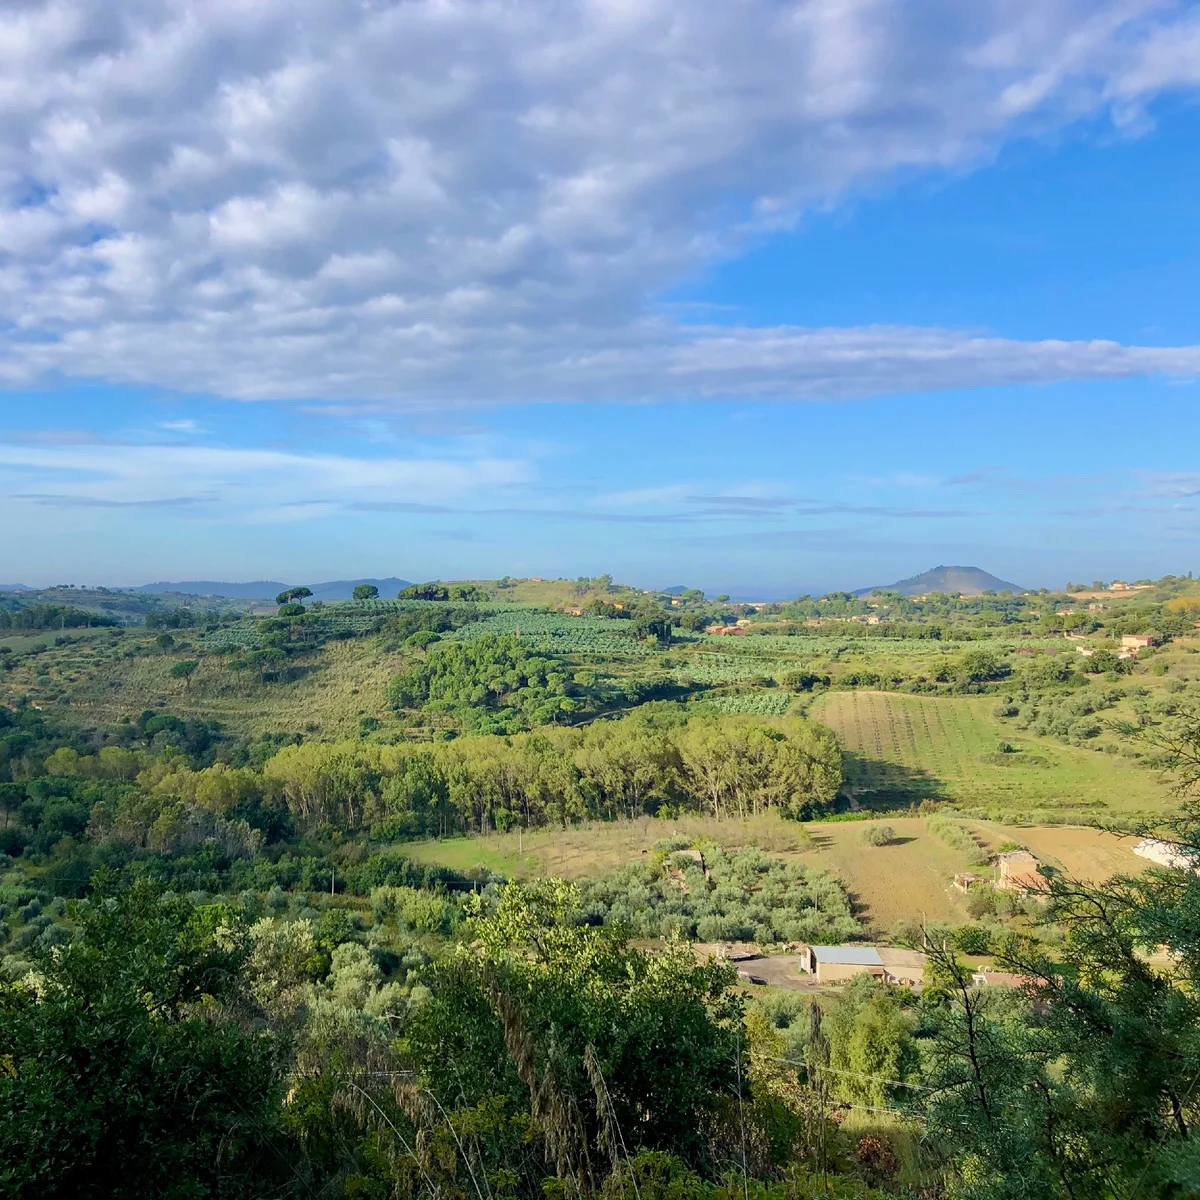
[594,484,695,508]
[0,0,1198,404]
[1139,472,1200,499]
[0,441,530,518]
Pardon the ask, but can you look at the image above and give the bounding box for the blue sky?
[1,1,1199,597]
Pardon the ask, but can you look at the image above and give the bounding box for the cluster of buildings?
[1071,632,1158,660]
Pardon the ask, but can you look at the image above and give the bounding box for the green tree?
[824,975,916,1107]
[352,583,379,601]
[406,880,743,1185]
[168,659,199,690]
[399,581,450,600]
[0,879,290,1199]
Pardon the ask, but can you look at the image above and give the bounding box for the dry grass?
[981,823,1142,883]
[403,811,1150,936]
[402,811,811,880]
[803,817,975,931]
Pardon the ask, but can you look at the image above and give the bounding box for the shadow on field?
[840,750,949,810]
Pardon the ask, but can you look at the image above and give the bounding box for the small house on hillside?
[996,849,1043,893]
[1121,634,1158,649]
[954,871,985,891]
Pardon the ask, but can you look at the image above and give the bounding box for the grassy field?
[399,810,1147,935]
[2,629,401,739]
[402,812,812,880]
[807,816,1143,932]
[810,689,1175,817]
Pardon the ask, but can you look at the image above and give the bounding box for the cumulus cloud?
[0,0,1198,404]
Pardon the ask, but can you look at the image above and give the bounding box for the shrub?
[926,816,987,865]
[860,824,895,847]
[856,1135,900,1180]
[953,924,993,955]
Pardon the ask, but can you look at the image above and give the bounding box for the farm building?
[798,945,927,986]
[995,849,1043,893]
[1121,633,1158,649]
[709,625,747,636]
[877,947,927,986]
[1133,838,1200,872]
[799,945,884,983]
[954,871,986,891]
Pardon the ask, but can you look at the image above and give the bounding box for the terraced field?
[810,689,1174,818]
[453,609,655,656]
[701,690,797,715]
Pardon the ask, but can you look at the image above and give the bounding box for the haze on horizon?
[1,1,1198,589]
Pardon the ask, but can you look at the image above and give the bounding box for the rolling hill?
[134,577,412,600]
[855,564,1024,597]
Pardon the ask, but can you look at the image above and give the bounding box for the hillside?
[134,577,413,600]
[855,564,1024,597]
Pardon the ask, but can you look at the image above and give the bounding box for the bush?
[859,824,895,847]
[926,816,987,865]
[856,1135,900,1181]
[953,924,993,955]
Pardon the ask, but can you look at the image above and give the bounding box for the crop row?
[675,655,796,684]
[202,626,263,651]
[454,611,656,656]
[701,690,796,716]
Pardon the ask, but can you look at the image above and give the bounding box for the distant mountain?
[854,565,1024,598]
[659,585,690,595]
[0,584,33,592]
[135,578,412,601]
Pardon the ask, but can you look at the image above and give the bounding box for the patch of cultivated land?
[810,689,1173,817]
[399,811,1147,936]
[14,632,400,738]
[805,818,976,931]
[806,816,1144,933]
[401,812,810,880]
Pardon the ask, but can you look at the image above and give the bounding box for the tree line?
[257,711,843,835]
[0,604,119,631]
